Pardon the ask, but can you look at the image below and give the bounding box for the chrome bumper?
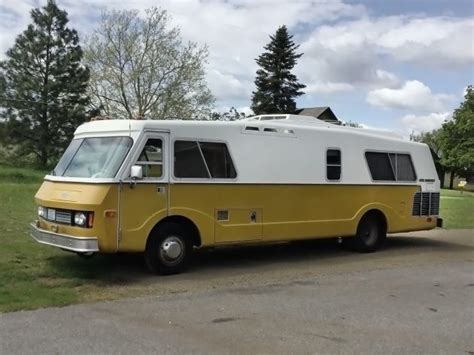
[30,223,99,253]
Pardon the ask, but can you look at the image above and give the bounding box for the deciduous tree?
[85,8,214,120]
[439,85,474,186]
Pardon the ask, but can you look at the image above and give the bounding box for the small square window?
[327,149,341,180]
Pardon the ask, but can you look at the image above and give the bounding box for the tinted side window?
[396,154,416,181]
[327,149,341,180]
[174,141,209,178]
[200,142,237,179]
[365,152,395,181]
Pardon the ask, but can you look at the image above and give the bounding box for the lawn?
[0,166,153,312]
[0,166,473,312]
[439,188,474,229]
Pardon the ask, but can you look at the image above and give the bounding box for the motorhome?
[30,115,442,274]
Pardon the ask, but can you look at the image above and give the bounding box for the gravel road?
[1,229,473,354]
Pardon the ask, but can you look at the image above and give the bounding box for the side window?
[200,142,237,179]
[366,152,395,181]
[136,138,163,178]
[174,141,209,178]
[326,149,341,180]
[366,152,415,181]
[174,140,237,179]
[395,154,416,181]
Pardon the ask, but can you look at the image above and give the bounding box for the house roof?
[295,107,340,123]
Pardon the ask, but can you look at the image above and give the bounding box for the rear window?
[366,152,416,182]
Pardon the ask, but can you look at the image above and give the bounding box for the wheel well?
[361,209,388,233]
[150,216,202,247]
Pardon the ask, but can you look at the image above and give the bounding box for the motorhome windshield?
[53,136,133,178]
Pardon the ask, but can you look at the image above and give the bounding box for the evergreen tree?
[0,0,91,167]
[251,25,306,115]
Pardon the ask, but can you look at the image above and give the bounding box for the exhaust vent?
[412,192,440,216]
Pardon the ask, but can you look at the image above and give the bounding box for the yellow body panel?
[35,181,119,252]
[35,181,437,253]
[169,184,436,247]
[119,183,168,251]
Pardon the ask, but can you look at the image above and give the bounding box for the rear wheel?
[352,214,386,253]
[145,222,192,275]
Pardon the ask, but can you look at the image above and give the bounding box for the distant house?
[295,107,341,124]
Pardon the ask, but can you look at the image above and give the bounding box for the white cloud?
[400,112,452,134]
[238,106,253,116]
[0,0,470,119]
[366,80,453,112]
[206,69,250,101]
[305,81,354,94]
[305,16,474,69]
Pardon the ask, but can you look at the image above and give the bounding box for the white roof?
[75,115,405,142]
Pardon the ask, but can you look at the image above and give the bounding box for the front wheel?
[351,214,386,253]
[145,223,192,275]
[76,252,96,259]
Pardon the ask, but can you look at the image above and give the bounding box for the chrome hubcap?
[160,236,184,265]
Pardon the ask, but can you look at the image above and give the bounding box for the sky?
[0,0,473,136]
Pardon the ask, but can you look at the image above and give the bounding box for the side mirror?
[130,165,143,180]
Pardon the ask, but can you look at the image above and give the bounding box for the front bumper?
[30,223,99,253]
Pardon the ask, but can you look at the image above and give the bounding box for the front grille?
[412,192,440,216]
[43,208,73,225]
[55,210,72,224]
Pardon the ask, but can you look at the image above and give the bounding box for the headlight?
[38,206,46,218]
[74,212,87,226]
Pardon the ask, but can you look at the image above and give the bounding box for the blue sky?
[0,0,473,135]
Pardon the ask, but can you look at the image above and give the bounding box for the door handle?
[157,186,166,194]
[250,211,257,223]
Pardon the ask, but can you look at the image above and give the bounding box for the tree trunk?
[440,168,445,188]
[37,146,48,168]
[449,171,455,189]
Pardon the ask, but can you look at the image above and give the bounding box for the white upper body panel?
[47,116,439,189]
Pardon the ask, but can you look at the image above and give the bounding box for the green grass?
[0,165,472,312]
[440,188,474,229]
[0,165,47,183]
[0,182,80,311]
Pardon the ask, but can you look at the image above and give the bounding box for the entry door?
[119,133,169,251]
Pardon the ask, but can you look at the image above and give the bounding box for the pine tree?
[0,0,91,167]
[251,25,306,115]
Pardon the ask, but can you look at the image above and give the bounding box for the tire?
[352,214,386,253]
[77,252,97,259]
[144,222,193,275]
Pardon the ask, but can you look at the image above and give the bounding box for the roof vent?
[263,127,278,133]
[259,115,287,121]
[245,126,260,131]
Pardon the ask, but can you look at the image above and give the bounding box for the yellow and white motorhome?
[31,114,442,274]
